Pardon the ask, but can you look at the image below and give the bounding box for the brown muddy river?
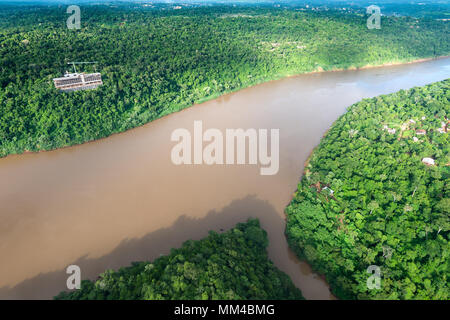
[1,58,449,300]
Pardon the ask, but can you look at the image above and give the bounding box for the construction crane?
[67,61,98,73]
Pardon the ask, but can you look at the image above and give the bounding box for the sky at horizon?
[1,0,448,3]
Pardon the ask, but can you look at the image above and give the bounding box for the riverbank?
[3,3,449,159]
[1,58,448,299]
[285,79,449,299]
[5,55,449,160]
[291,55,449,173]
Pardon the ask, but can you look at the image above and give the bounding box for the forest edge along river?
[0,58,449,300]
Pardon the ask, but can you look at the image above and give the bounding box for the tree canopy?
[55,219,304,300]
[1,4,448,157]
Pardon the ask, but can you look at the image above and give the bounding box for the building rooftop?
[53,72,103,92]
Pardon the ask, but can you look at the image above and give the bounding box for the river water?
[0,58,449,300]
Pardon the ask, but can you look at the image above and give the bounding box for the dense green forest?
[54,219,304,300]
[285,79,449,299]
[0,4,448,157]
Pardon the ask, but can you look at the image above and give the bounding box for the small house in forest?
[422,158,435,166]
[382,125,396,134]
[387,128,396,134]
[416,129,426,135]
[437,122,447,134]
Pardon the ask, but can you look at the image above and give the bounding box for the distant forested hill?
[0,4,449,157]
[286,79,449,299]
[55,219,304,300]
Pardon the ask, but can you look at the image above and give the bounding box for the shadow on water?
[0,195,320,300]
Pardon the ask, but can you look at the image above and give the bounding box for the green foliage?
[1,4,449,157]
[55,219,304,300]
[286,79,450,299]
